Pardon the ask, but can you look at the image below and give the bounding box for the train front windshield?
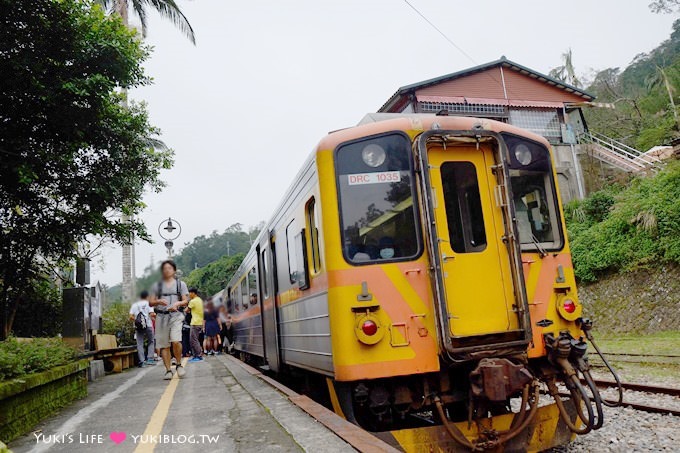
[335,133,421,264]
[502,133,563,251]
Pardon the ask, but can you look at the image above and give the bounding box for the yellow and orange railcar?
[225,114,619,452]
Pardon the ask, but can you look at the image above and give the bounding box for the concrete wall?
[553,144,584,204]
[0,360,88,443]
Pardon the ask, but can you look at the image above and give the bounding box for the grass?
[595,331,680,356]
[589,331,680,383]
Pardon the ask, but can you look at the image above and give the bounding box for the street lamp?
[159,217,181,259]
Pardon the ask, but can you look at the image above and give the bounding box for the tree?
[549,48,582,88]
[184,254,245,297]
[0,0,173,338]
[649,0,680,13]
[646,65,680,129]
[96,0,195,303]
[98,0,195,44]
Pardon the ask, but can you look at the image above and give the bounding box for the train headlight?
[514,143,533,166]
[556,294,582,321]
[362,144,386,168]
[355,313,385,345]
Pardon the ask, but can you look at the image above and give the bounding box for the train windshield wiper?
[530,234,548,258]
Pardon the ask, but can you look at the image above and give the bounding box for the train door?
[418,133,529,350]
[258,234,281,372]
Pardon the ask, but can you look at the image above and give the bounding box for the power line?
[402,0,528,102]
[402,0,477,65]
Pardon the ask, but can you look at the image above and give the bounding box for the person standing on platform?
[129,290,156,367]
[182,308,192,357]
[149,260,189,380]
[203,299,221,355]
[187,287,205,362]
[218,304,233,353]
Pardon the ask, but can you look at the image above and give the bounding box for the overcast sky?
[91,0,677,286]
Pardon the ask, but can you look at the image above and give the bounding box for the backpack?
[134,309,148,332]
[155,278,184,312]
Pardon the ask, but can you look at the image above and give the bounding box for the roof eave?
[382,57,596,107]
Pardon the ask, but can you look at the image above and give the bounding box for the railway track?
[585,378,680,416]
[589,352,680,366]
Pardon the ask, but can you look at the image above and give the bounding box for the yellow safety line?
[133,357,188,453]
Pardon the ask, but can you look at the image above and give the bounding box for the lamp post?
[159,217,181,260]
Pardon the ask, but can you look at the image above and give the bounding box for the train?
[218,113,621,452]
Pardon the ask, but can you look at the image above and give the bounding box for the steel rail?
[557,391,680,417]
[590,379,680,397]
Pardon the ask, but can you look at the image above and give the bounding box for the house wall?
[415,66,587,105]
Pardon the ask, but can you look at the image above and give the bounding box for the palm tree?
[97,0,195,302]
[97,0,196,43]
[549,48,581,88]
[646,65,679,130]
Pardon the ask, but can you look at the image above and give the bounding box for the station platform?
[9,354,395,453]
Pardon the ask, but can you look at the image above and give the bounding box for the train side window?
[240,277,249,309]
[441,162,487,253]
[306,198,321,274]
[261,249,269,298]
[286,221,310,290]
[248,267,258,305]
[286,221,298,285]
[232,286,240,312]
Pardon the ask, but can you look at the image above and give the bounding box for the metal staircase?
[577,131,662,173]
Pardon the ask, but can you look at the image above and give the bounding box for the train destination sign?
[347,171,401,186]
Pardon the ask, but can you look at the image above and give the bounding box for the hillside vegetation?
[584,19,680,150]
[184,253,244,297]
[566,160,680,282]
[106,223,260,304]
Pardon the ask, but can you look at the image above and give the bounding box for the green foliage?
[583,19,680,150]
[0,0,173,336]
[10,279,62,338]
[173,223,262,275]
[107,223,260,302]
[0,337,77,381]
[102,302,135,346]
[185,253,245,297]
[567,161,680,282]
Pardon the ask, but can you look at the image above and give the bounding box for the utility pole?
[227,241,231,256]
[118,0,135,303]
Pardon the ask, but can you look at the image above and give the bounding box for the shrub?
[0,337,78,381]
[102,302,135,346]
[568,161,680,282]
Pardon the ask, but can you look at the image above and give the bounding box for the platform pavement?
[9,354,354,453]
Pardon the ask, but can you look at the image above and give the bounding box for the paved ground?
[9,355,353,453]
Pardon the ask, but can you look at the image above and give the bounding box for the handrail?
[577,132,661,170]
[590,132,661,166]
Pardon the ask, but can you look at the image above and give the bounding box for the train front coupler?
[435,358,540,451]
[543,330,603,434]
[577,318,624,408]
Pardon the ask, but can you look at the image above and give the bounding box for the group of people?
[128,260,234,380]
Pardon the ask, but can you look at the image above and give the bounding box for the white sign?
[347,171,401,186]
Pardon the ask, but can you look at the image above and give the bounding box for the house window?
[419,102,507,118]
[508,109,561,141]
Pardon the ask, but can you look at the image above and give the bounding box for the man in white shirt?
[129,291,156,367]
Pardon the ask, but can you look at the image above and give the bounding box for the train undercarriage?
[239,318,623,452]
